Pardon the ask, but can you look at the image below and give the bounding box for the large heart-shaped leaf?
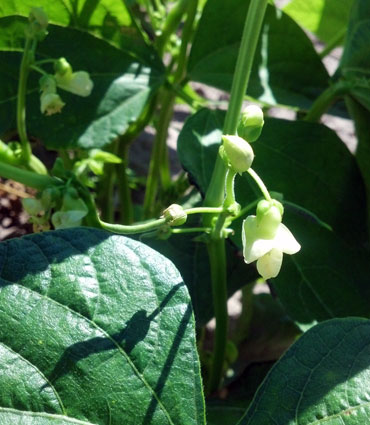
[188,0,329,109]
[237,318,370,424]
[284,0,353,44]
[0,228,205,425]
[0,18,164,149]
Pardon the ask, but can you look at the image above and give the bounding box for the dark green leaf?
[0,18,164,149]
[345,97,370,229]
[284,0,353,44]
[238,318,370,424]
[272,210,370,327]
[145,233,258,327]
[188,0,329,109]
[0,228,205,425]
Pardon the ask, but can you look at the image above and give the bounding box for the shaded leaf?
[0,228,205,425]
[0,18,164,149]
[238,318,370,424]
[188,0,329,109]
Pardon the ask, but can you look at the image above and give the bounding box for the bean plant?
[0,0,369,424]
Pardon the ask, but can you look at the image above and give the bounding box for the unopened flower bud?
[256,199,284,239]
[162,204,187,226]
[237,105,264,142]
[40,92,65,115]
[222,135,254,173]
[54,58,72,77]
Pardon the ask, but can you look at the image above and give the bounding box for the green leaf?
[188,0,329,109]
[284,0,353,44]
[272,210,370,327]
[0,0,154,63]
[0,409,96,425]
[237,318,370,424]
[0,18,164,149]
[177,108,367,245]
[345,97,370,229]
[0,228,205,425]
[337,0,370,227]
[145,233,258,327]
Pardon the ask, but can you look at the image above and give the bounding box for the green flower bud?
[222,135,254,173]
[256,199,283,239]
[237,105,264,142]
[54,58,72,77]
[162,204,187,226]
[22,198,44,216]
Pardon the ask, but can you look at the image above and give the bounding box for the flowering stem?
[0,161,57,190]
[171,227,210,234]
[247,168,271,201]
[204,0,269,394]
[185,206,224,215]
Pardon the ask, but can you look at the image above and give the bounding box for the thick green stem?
[206,239,228,394]
[17,37,33,164]
[319,27,346,59]
[0,161,56,190]
[204,0,269,394]
[204,0,269,215]
[156,0,189,56]
[304,81,349,122]
[118,143,134,224]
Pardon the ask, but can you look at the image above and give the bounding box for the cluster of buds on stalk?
[221,105,300,279]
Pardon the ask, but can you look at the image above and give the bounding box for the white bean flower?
[242,200,300,279]
[55,70,93,97]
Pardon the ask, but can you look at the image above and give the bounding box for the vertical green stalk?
[204,0,269,393]
[206,239,228,394]
[17,37,33,164]
[118,142,134,224]
[204,0,269,213]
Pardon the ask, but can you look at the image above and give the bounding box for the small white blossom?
[242,214,301,279]
[55,71,93,97]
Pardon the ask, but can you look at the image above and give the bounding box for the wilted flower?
[40,92,65,115]
[242,200,300,279]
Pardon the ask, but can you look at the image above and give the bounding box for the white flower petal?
[56,71,93,97]
[273,223,301,254]
[257,248,283,279]
[242,216,274,263]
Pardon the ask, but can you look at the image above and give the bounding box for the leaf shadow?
[46,281,184,386]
